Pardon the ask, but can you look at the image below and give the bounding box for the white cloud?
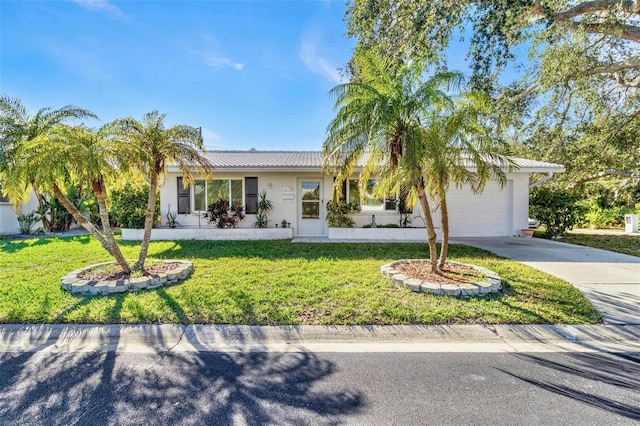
[202,54,245,71]
[72,0,128,21]
[299,39,342,84]
[179,33,245,72]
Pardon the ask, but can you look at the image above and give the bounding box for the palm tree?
[0,96,96,213]
[4,124,133,273]
[324,50,462,272]
[113,111,213,270]
[323,50,512,272]
[421,92,514,269]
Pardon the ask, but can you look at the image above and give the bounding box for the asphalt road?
[0,349,638,425]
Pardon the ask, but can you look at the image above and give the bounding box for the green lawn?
[560,232,640,257]
[0,236,602,325]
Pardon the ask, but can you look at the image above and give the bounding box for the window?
[0,184,8,202]
[244,177,258,214]
[176,177,190,214]
[345,179,396,211]
[192,178,244,211]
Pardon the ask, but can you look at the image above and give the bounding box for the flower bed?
[61,259,194,295]
[381,260,502,297]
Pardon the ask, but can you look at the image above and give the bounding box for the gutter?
[529,172,554,189]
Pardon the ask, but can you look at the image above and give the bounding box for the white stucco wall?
[159,171,533,238]
[0,192,40,235]
[160,172,333,235]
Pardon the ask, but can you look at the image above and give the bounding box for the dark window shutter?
[177,177,191,214]
[245,177,258,214]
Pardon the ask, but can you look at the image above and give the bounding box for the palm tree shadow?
[497,351,640,420]
[0,333,365,424]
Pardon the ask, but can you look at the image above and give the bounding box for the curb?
[1,324,639,354]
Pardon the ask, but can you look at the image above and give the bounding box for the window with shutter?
[244,177,258,214]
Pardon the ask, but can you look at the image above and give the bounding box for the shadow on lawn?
[0,328,364,424]
[0,234,92,253]
[128,239,497,262]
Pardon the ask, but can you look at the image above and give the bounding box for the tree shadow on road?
[498,351,640,421]
[0,335,364,424]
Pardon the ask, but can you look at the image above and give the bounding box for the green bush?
[579,199,638,228]
[110,184,159,229]
[326,200,361,228]
[530,187,585,238]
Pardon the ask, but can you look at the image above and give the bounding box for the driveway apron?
[452,237,640,325]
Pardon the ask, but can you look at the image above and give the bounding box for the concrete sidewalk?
[453,237,640,325]
[1,324,639,354]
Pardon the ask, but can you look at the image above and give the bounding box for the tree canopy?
[346,0,640,187]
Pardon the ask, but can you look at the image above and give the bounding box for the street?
[1,348,638,425]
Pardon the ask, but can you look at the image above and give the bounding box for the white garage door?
[431,180,513,237]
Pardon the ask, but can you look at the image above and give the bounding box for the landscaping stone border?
[60,260,194,296]
[381,260,502,297]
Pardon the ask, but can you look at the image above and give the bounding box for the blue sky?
[1,1,518,151]
[1,0,360,150]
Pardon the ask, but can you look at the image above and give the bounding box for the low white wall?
[121,227,293,241]
[328,227,430,241]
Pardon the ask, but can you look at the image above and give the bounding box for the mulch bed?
[79,262,182,282]
[394,261,485,285]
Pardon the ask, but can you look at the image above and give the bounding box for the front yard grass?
[0,236,602,325]
[560,233,640,257]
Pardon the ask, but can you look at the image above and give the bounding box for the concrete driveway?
[452,237,640,325]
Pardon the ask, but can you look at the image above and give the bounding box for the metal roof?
[172,150,564,173]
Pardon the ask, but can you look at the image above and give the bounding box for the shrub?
[110,184,159,229]
[579,198,638,229]
[530,187,585,238]
[204,199,245,228]
[17,211,42,234]
[326,200,361,228]
[254,190,273,228]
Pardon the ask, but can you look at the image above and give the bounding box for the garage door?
[431,180,513,237]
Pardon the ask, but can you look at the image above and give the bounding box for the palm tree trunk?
[418,186,439,273]
[52,183,131,273]
[437,191,449,270]
[92,180,131,275]
[135,171,158,270]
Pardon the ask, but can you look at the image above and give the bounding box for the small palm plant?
[254,190,273,228]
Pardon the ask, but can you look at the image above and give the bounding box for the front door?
[297,179,324,236]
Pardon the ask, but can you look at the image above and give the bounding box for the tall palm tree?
[113,111,213,270]
[4,124,133,273]
[324,50,512,273]
[324,50,462,272]
[422,92,514,269]
[0,96,96,211]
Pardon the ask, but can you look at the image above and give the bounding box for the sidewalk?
[453,237,640,325]
[1,324,639,354]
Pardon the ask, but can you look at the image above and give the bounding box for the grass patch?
[0,237,602,325]
[559,233,640,257]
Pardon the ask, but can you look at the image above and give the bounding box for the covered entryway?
[297,179,324,236]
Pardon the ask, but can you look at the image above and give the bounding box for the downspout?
[530,172,554,189]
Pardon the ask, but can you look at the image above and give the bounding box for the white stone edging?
[61,259,194,296]
[381,260,502,297]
